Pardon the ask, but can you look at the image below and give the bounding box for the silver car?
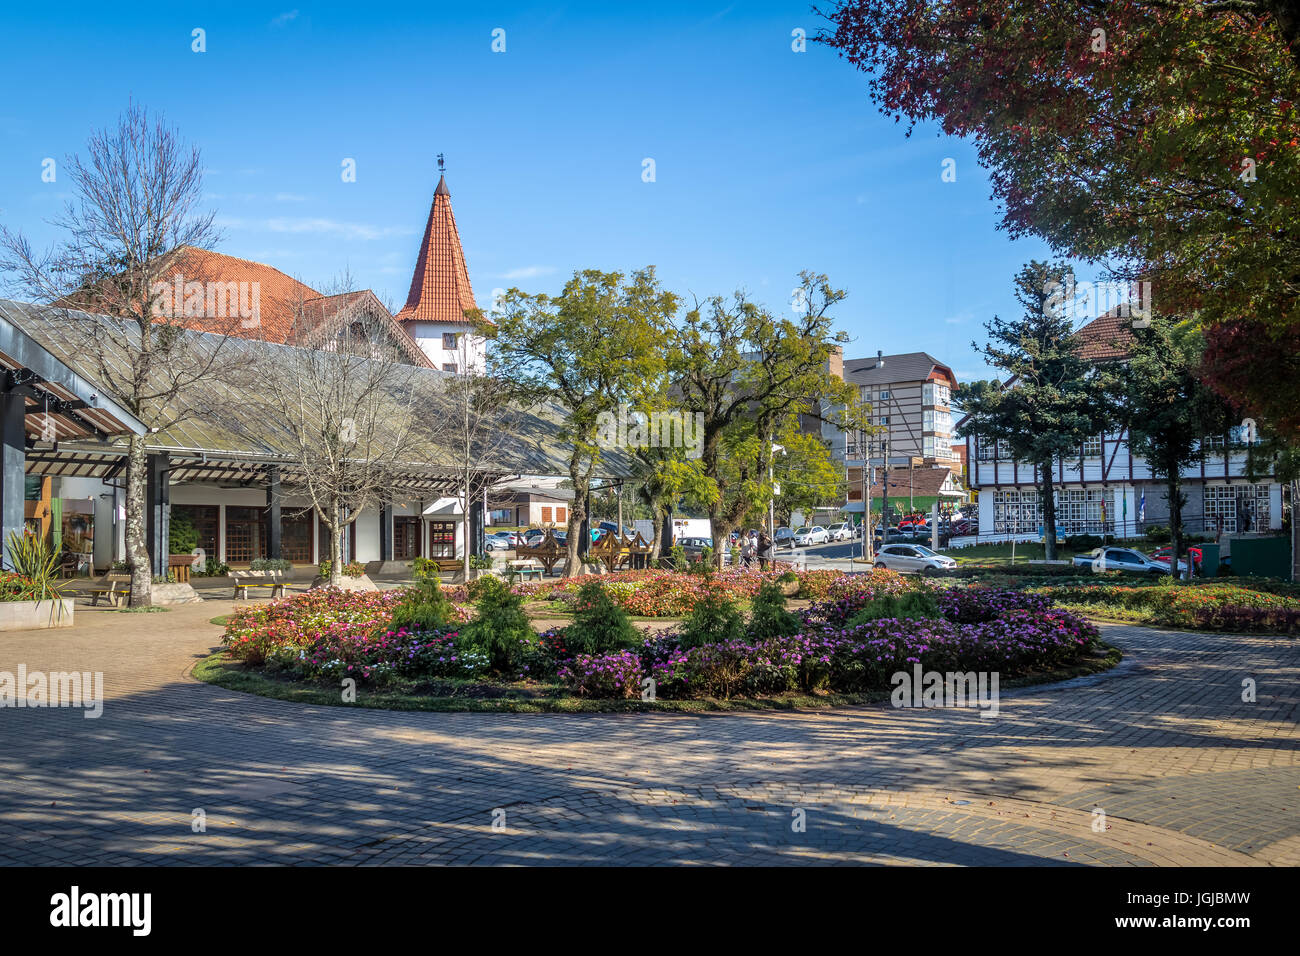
[827,522,855,541]
[871,543,958,575]
[1085,547,1187,575]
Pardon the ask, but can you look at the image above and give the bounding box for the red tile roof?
[155,245,325,343]
[1072,308,1136,361]
[395,175,481,327]
[140,246,432,367]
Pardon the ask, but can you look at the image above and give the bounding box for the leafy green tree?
[488,269,677,576]
[669,271,865,566]
[772,425,846,526]
[958,261,1110,560]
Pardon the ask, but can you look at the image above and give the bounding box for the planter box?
[0,598,75,630]
[151,582,203,605]
[310,574,378,592]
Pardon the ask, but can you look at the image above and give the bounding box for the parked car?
[522,529,566,548]
[827,522,855,542]
[1150,546,1203,571]
[676,536,714,560]
[792,526,830,546]
[870,543,958,575]
[485,532,514,552]
[1076,547,1187,575]
[773,527,795,547]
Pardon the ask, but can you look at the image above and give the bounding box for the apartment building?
[842,351,960,466]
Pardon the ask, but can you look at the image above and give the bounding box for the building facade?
[960,313,1284,539]
[843,351,960,466]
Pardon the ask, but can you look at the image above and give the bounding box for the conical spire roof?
[395,175,477,325]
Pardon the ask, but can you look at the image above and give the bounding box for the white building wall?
[409,320,487,373]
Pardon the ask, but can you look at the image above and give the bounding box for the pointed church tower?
[396,165,486,372]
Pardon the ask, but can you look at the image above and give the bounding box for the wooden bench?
[233,573,287,600]
[89,573,131,607]
[508,559,543,582]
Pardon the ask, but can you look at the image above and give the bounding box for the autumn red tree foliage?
[817,1,1300,436]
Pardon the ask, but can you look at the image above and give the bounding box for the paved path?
[0,597,1296,865]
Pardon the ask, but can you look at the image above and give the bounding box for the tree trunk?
[327,500,345,587]
[711,517,734,570]
[462,480,472,581]
[650,505,664,561]
[565,467,588,578]
[1292,479,1299,583]
[125,434,153,607]
[1038,463,1058,562]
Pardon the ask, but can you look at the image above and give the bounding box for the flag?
[1138,491,1145,522]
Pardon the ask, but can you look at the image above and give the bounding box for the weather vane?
[437,153,445,174]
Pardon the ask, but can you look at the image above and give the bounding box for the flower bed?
[564,583,1100,700]
[473,567,906,617]
[221,587,472,665]
[1031,581,1300,634]
[216,573,1106,705]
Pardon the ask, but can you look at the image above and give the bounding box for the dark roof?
[843,351,955,386]
[0,298,632,487]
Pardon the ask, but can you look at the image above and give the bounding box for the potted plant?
[0,530,75,629]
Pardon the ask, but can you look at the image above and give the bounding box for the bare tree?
[0,102,241,605]
[441,326,520,579]
[250,281,436,587]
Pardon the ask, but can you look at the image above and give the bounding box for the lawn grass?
[191,641,1122,714]
[941,542,1076,566]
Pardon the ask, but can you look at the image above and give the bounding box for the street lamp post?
[769,442,786,537]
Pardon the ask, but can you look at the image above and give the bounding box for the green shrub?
[5,530,69,600]
[459,574,534,674]
[1065,534,1104,552]
[169,512,200,555]
[847,590,941,625]
[669,545,688,572]
[195,557,231,577]
[677,585,745,648]
[249,557,292,572]
[748,581,800,641]
[562,581,641,655]
[391,574,455,633]
[1144,525,1172,545]
[318,559,365,578]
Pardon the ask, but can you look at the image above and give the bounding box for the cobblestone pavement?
[0,597,1296,865]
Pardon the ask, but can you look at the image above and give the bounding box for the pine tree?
[958,262,1110,561]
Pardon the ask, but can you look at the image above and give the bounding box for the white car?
[793,526,829,546]
[827,522,856,542]
[870,543,958,575]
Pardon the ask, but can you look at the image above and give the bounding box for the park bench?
[232,572,287,600]
[508,559,544,582]
[88,572,131,607]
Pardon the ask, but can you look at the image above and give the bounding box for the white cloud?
[271,10,299,27]
[265,217,414,240]
[274,192,308,202]
[491,265,556,280]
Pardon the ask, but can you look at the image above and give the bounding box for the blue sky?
[0,0,1105,383]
